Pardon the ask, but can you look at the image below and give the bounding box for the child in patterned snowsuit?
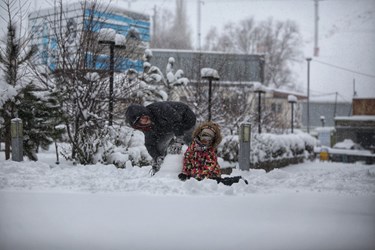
[179,121,222,181]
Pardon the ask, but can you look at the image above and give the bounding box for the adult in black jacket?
[125,101,196,174]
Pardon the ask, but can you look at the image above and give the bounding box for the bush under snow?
[218,132,317,163]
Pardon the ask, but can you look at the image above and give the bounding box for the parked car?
[333,139,365,150]
[331,139,374,164]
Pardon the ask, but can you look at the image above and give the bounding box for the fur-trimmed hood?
[192,121,222,148]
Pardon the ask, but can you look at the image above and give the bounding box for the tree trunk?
[4,117,11,160]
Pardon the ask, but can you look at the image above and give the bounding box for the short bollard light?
[239,123,251,171]
[11,118,23,162]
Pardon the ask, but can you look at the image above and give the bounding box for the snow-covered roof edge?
[335,115,375,121]
[151,48,265,57]
[29,1,149,21]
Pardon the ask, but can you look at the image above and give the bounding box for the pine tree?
[0,10,37,159]
[17,84,65,160]
[0,0,64,160]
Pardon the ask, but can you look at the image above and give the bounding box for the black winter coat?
[125,101,196,159]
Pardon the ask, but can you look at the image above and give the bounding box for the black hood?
[125,104,152,127]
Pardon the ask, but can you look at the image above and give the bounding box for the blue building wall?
[29,3,150,72]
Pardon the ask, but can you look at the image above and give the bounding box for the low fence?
[251,156,305,172]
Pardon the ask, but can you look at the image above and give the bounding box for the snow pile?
[1,153,374,196]
[333,139,362,150]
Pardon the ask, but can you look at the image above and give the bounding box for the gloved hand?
[149,156,164,176]
[150,165,160,176]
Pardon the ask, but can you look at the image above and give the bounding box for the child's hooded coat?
[182,121,222,180]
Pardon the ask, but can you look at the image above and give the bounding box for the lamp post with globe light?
[98,28,126,125]
[306,57,312,133]
[254,83,266,134]
[288,95,297,133]
[201,68,220,121]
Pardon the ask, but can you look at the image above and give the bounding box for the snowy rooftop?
[335,115,375,121]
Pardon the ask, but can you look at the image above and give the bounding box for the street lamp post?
[288,95,297,133]
[201,68,220,121]
[254,84,266,134]
[320,115,325,127]
[306,57,312,133]
[98,40,126,126]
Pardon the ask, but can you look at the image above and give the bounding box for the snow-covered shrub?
[218,132,317,164]
[101,126,152,168]
[217,135,239,162]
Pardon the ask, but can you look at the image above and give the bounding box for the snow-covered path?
[1,151,375,250]
[1,190,374,250]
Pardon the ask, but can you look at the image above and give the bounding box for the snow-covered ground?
[1,148,375,250]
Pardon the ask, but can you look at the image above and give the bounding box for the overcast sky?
[125,0,375,101]
[1,0,374,101]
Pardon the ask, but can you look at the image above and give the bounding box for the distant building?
[352,98,375,115]
[265,89,307,130]
[148,49,309,132]
[28,2,150,72]
[301,97,352,128]
[149,49,265,82]
[334,98,375,150]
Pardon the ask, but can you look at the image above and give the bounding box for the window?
[271,103,282,113]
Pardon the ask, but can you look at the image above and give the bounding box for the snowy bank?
[1,155,374,196]
[1,150,375,250]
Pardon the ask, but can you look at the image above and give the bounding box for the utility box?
[11,118,23,162]
[319,148,329,161]
[239,123,251,171]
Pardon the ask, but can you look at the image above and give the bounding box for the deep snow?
[1,147,375,250]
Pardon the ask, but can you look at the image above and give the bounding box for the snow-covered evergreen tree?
[0,0,38,159]
[17,84,65,160]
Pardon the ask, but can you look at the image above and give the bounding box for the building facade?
[150,49,265,82]
[335,98,375,150]
[28,2,150,72]
[301,101,352,128]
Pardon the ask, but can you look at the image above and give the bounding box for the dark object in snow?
[125,101,196,171]
[178,173,189,181]
[220,167,233,175]
[178,173,248,186]
[215,176,248,186]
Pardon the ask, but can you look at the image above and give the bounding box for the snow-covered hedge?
[218,132,317,164]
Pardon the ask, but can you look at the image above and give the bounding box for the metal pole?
[197,0,201,51]
[55,141,60,165]
[258,91,262,134]
[109,43,114,126]
[291,103,294,133]
[314,0,320,57]
[306,57,312,133]
[208,78,212,121]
